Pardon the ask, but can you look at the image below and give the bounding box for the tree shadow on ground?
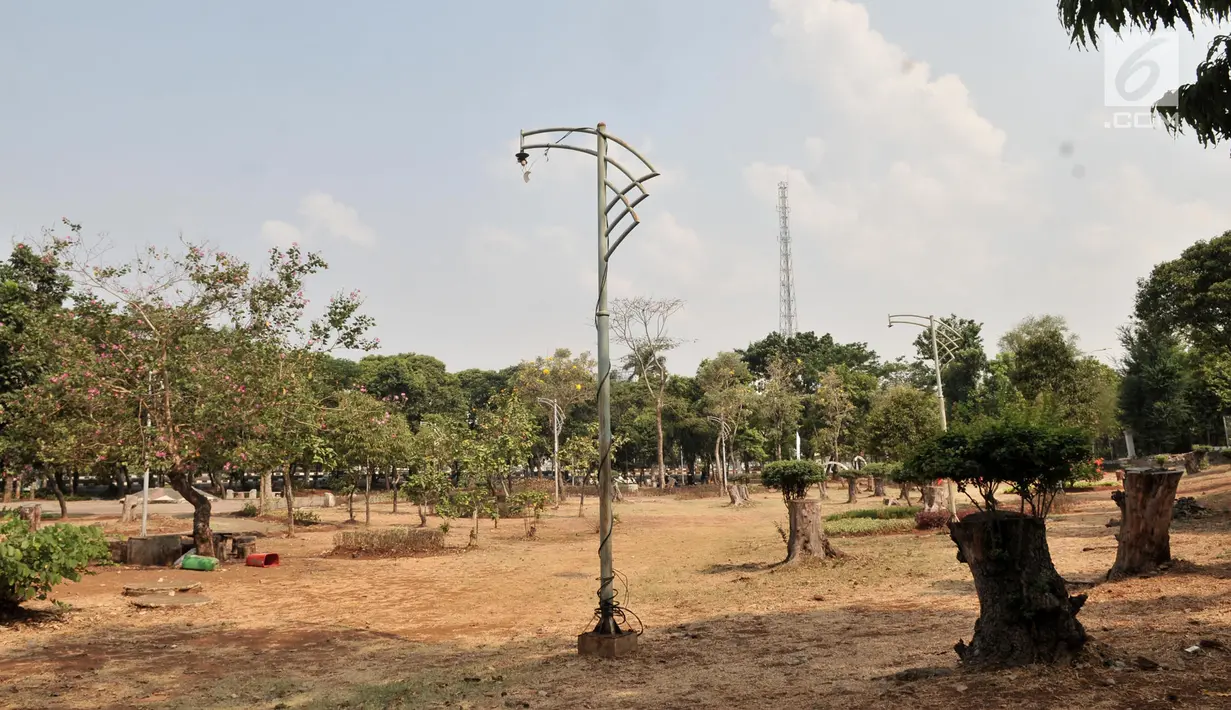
[700,561,774,575]
[7,598,1231,710]
[0,605,67,628]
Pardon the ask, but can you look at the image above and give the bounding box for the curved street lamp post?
[887,313,964,517]
[516,124,658,649]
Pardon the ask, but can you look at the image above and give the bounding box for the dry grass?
[331,526,445,557]
[2,470,1231,709]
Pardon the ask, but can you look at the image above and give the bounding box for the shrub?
[904,416,1092,518]
[1,513,110,611]
[915,509,952,530]
[825,506,920,521]
[761,460,824,500]
[862,461,902,480]
[1154,454,1169,468]
[824,517,915,537]
[236,502,259,518]
[292,509,321,526]
[332,526,445,557]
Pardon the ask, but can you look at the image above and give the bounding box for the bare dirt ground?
[3,471,1231,710]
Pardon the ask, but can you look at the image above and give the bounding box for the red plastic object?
[246,552,280,567]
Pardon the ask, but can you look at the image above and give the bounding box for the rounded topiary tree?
[905,417,1093,668]
[762,460,840,562]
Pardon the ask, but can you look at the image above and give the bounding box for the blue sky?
[3,1,1229,373]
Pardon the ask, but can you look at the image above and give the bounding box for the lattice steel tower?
[777,181,798,338]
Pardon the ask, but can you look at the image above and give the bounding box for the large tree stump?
[948,511,1086,668]
[728,485,749,507]
[783,499,840,563]
[1108,469,1183,580]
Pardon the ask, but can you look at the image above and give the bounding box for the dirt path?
[3,474,1231,709]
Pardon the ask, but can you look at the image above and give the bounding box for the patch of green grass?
[824,517,916,537]
[825,506,920,521]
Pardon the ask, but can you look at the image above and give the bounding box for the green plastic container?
[181,555,219,571]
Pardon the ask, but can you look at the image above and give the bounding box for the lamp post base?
[577,630,639,658]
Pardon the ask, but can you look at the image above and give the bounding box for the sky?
[2,1,1229,375]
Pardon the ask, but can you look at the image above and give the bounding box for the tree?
[460,391,536,541]
[864,386,942,463]
[405,413,467,526]
[611,296,684,488]
[905,416,1092,667]
[758,356,803,461]
[358,353,466,427]
[911,315,988,417]
[31,224,377,555]
[697,352,753,491]
[1000,315,1081,402]
[324,390,405,525]
[1136,231,1231,352]
[515,348,596,502]
[739,330,882,390]
[1058,2,1231,152]
[761,460,840,562]
[810,368,855,469]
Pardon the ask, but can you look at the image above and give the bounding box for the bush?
[915,509,952,530]
[1154,454,1169,468]
[1,513,110,611]
[824,517,915,537]
[903,416,1092,518]
[761,460,824,500]
[862,462,902,480]
[236,502,259,518]
[825,506,920,521]
[293,509,321,525]
[332,527,445,557]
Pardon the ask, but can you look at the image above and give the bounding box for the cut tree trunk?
[846,477,858,504]
[1108,469,1183,580]
[949,511,1086,668]
[18,504,41,531]
[728,486,748,507]
[168,471,215,557]
[873,476,886,498]
[783,499,841,563]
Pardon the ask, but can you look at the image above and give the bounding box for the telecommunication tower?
[777,181,798,338]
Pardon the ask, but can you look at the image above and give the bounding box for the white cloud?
[259,219,302,247]
[749,0,1041,281]
[260,192,377,248]
[298,192,376,246]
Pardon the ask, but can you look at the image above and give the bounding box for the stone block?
[323,492,336,508]
[246,490,257,499]
[577,631,639,658]
[224,489,235,499]
[127,534,185,567]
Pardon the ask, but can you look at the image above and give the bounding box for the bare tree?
[611,297,684,489]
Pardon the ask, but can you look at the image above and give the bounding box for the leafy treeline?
[1,224,1229,552]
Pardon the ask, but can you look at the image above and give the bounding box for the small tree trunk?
[347,489,355,522]
[70,470,79,496]
[655,399,667,489]
[417,503,427,527]
[49,470,69,519]
[1108,469,1183,579]
[391,467,399,514]
[846,477,858,504]
[168,471,215,557]
[364,468,372,526]
[578,487,586,518]
[818,479,829,500]
[284,463,297,537]
[783,499,841,563]
[873,476,886,498]
[2,474,11,504]
[259,471,274,515]
[470,500,479,545]
[949,511,1087,668]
